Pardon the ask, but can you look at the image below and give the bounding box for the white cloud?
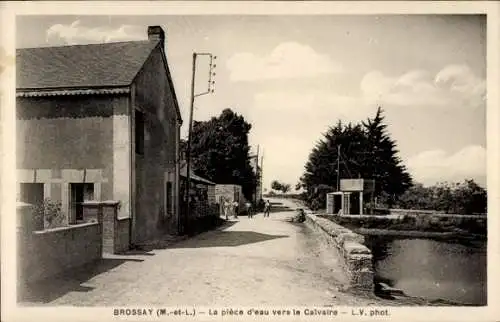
[250,90,377,190]
[253,73,486,189]
[46,20,147,45]
[406,145,486,187]
[226,42,342,81]
[360,64,486,109]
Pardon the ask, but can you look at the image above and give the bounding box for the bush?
[34,198,66,229]
[395,180,487,215]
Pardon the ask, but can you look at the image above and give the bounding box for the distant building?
[16,26,183,245]
[326,179,375,215]
[179,162,217,218]
[215,184,245,213]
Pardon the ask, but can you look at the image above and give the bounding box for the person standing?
[245,201,253,219]
[232,200,239,219]
[264,200,271,217]
[223,198,231,220]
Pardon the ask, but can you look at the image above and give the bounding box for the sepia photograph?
[1,2,499,321]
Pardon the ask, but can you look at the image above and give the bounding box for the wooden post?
[359,192,363,215]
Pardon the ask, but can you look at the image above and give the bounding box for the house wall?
[207,185,216,205]
[215,184,245,211]
[133,45,180,243]
[16,95,130,222]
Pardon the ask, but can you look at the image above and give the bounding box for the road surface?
[21,198,385,306]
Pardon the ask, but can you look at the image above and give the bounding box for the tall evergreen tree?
[361,107,412,205]
[301,120,367,209]
[301,107,412,209]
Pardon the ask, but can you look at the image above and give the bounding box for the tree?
[271,180,283,192]
[396,183,435,210]
[188,108,257,200]
[301,120,365,208]
[271,180,291,194]
[450,179,487,214]
[300,107,412,210]
[361,107,412,205]
[396,179,486,214]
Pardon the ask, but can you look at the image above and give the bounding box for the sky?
[16,14,487,190]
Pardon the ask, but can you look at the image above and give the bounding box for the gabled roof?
[179,163,216,185]
[16,40,159,90]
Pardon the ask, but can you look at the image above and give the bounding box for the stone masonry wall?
[207,185,216,205]
[82,201,130,254]
[17,204,102,285]
[116,218,131,253]
[304,211,374,292]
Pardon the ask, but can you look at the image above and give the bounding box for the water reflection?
[366,236,487,305]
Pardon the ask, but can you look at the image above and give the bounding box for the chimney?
[147,25,165,43]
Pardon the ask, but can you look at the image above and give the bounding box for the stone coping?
[81,200,120,207]
[32,221,98,234]
[388,208,486,218]
[304,210,374,292]
[16,202,34,208]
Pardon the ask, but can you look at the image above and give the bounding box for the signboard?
[340,179,375,192]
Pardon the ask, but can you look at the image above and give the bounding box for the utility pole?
[260,150,264,201]
[183,52,216,235]
[337,144,341,191]
[255,145,259,204]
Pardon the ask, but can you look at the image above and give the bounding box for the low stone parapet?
[82,200,130,254]
[18,222,102,286]
[304,212,374,292]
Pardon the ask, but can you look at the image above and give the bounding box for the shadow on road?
[170,231,289,248]
[123,221,239,254]
[18,257,144,305]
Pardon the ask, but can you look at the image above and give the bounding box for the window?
[135,110,145,155]
[165,181,173,216]
[19,183,44,206]
[70,183,94,222]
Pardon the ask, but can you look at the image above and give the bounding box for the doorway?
[333,194,342,214]
[350,193,360,215]
[70,183,94,222]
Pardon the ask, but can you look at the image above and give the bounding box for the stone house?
[16,26,182,245]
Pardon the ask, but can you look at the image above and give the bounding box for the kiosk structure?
[326,179,375,215]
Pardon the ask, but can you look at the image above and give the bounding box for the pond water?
[364,236,487,305]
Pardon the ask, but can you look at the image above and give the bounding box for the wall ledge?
[82,200,120,207]
[304,210,374,292]
[32,222,98,234]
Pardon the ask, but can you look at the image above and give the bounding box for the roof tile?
[17,40,159,90]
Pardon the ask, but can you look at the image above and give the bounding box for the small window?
[135,110,145,155]
[165,181,173,216]
[19,183,44,206]
[70,183,94,222]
